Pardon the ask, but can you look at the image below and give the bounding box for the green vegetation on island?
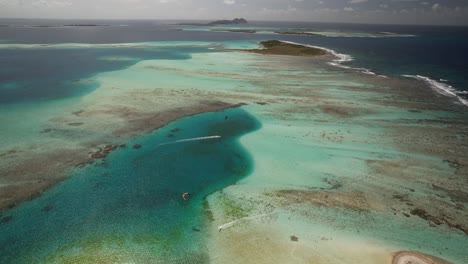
[208,18,247,25]
[177,18,247,26]
[211,29,256,34]
[244,40,327,56]
[274,31,323,37]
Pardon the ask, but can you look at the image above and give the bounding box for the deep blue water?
[0,47,213,103]
[289,25,468,94]
[0,107,261,263]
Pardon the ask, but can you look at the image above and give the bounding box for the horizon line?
[0,17,467,27]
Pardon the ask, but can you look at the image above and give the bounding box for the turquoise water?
[0,107,260,263]
[0,21,467,263]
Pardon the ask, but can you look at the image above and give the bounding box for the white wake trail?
[159,135,222,146]
[218,212,276,232]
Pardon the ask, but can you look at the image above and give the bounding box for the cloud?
[33,0,72,7]
[1,0,467,25]
[0,0,72,7]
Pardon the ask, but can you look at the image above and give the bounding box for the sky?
[0,0,467,25]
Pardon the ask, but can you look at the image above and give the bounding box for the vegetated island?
[211,29,256,34]
[177,18,247,26]
[242,40,327,56]
[274,31,323,37]
[62,24,110,27]
[274,31,391,37]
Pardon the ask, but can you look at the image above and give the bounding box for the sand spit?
[392,251,451,264]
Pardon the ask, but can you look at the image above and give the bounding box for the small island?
[243,40,327,56]
[209,18,247,25]
[211,29,256,34]
[177,18,247,26]
[274,31,323,37]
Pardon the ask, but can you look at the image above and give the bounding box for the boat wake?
[218,212,276,232]
[159,135,221,146]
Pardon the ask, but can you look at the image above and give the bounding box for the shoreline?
[239,40,327,57]
[392,251,452,264]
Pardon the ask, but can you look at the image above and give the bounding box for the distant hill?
[208,18,247,25]
[177,18,248,26]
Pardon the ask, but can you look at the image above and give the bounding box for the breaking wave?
[278,41,467,107]
[279,40,382,76]
[403,75,468,106]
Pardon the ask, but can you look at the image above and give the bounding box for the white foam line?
[278,40,381,77]
[276,41,466,107]
[159,135,221,146]
[218,212,276,232]
[403,75,468,106]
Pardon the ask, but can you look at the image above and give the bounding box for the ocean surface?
[1,19,467,104]
[0,19,467,263]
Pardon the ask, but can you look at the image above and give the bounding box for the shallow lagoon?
[0,39,467,263]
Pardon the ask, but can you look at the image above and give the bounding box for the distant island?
[208,18,247,25]
[274,31,323,37]
[211,29,256,34]
[177,18,247,26]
